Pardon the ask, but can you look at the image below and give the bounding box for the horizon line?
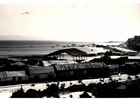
[0,39,125,43]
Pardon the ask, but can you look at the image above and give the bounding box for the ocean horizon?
[0,40,123,56]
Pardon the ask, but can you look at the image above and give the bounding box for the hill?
[126,36,140,51]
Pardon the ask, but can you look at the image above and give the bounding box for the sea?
[0,40,123,56]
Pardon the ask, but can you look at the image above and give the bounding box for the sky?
[0,0,140,42]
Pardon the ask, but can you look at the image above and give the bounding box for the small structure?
[27,66,56,82]
[0,71,28,83]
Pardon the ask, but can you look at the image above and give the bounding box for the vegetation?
[126,35,140,51]
[10,77,140,98]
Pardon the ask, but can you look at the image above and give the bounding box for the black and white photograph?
[0,0,140,98]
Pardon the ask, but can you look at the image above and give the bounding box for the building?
[42,48,88,63]
[0,71,28,84]
[26,66,56,82]
[53,62,109,81]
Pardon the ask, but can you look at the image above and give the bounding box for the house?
[53,62,109,81]
[27,66,56,82]
[0,71,28,84]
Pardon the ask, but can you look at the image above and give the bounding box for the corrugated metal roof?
[90,63,98,68]
[55,65,61,71]
[69,64,74,70]
[90,62,107,68]
[74,64,80,69]
[0,71,27,78]
[0,72,7,78]
[85,63,92,68]
[54,62,107,71]
[64,64,69,70]
[78,64,83,69]
[81,64,86,69]
[5,71,27,77]
[28,66,55,75]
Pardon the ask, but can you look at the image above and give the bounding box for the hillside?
[126,36,140,51]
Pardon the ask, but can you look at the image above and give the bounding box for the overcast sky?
[0,0,140,42]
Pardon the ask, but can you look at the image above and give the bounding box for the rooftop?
[43,48,87,57]
[54,62,107,71]
[28,66,55,75]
